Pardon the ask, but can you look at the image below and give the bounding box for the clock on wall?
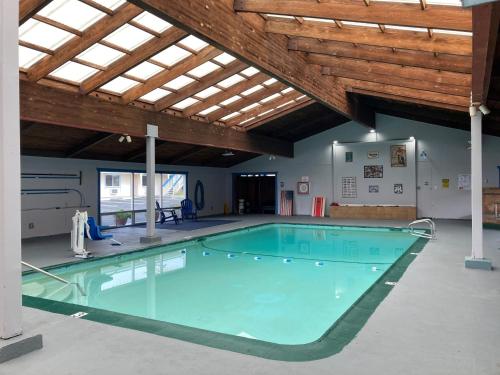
[297,181,310,195]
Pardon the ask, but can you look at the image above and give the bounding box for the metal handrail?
[408,218,436,240]
[22,261,86,296]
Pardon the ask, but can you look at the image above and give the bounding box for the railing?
[22,261,86,296]
[408,218,436,240]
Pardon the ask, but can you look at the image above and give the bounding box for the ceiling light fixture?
[222,150,235,157]
[118,134,132,143]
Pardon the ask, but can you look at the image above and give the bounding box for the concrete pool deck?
[3,216,500,375]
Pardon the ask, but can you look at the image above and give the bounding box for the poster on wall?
[391,145,407,167]
[345,151,353,163]
[364,165,383,178]
[367,151,379,159]
[368,185,379,193]
[458,174,471,190]
[297,181,310,195]
[442,179,450,189]
[394,183,403,194]
[341,177,357,198]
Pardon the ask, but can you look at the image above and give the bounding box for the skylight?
[103,24,154,51]
[220,96,241,106]
[220,112,241,121]
[241,67,260,77]
[19,46,46,69]
[100,76,140,94]
[198,105,221,115]
[77,44,124,67]
[261,93,281,103]
[178,35,208,52]
[91,0,126,10]
[213,53,237,65]
[263,78,278,86]
[281,87,295,94]
[37,0,106,32]
[239,117,256,125]
[217,74,245,88]
[240,85,264,96]
[140,88,172,102]
[195,86,221,99]
[126,62,163,80]
[241,103,260,112]
[258,109,274,117]
[277,100,295,109]
[164,75,195,90]
[188,61,221,78]
[19,19,75,51]
[133,12,172,33]
[49,61,98,83]
[151,45,192,67]
[172,97,200,110]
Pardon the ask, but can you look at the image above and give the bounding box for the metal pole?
[0,0,22,339]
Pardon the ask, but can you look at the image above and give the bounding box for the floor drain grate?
[384,281,397,286]
[70,312,88,319]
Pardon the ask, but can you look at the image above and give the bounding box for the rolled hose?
[195,180,205,211]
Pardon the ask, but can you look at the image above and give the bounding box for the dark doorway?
[233,173,277,214]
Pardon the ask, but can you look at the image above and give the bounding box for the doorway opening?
[233,173,277,214]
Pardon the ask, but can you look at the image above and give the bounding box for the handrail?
[408,219,436,240]
[22,261,86,297]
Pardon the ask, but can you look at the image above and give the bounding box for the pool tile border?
[22,224,429,362]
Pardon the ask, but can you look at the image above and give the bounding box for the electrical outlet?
[28,223,34,229]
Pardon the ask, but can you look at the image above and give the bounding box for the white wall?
[231,114,500,219]
[21,156,227,238]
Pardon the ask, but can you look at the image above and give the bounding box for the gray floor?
[4,216,500,375]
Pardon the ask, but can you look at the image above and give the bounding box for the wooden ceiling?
[16,1,500,167]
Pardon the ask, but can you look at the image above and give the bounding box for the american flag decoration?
[311,196,326,217]
[280,190,294,216]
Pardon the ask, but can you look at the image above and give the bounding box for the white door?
[417,161,434,219]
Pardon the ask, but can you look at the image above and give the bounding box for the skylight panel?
[433,29,473,37]
[37,0,106,32]
[261,93,282,103]
[103,24,154,51]
[220,96,241,106]
[241,67,260,77]
[295,95,307,101]
[100,76,140,94]
[91,0,126,10]
[277,100,295,109]
[341,21,379,28]
[140,88,172,102]
[198,105,220,115]
[133,12,172,33]
[126,62,163,80]
[172,97,200,110]
[195,86,221,99]
[240,85,264,96]
[19,19,75,51]
[220,112,241,121]
[178,35,208,52]
[265,14,295,20]
[426,0,462,5]
[19,46,46,69]
[258,109,274,117]
[303,17,335,24]
[77,44,124,67]
[241,103,260,112]
[263,78,278,86]
[213,53,237,65]
[188,61,221,78]
[385,25,427,33]
[164,75,195,90]
[152,45,192,67]
[217,74,245,88]
[239,117,256,125]
[281,87,295,94]
[49,61,98,83]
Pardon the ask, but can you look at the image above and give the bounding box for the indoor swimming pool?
[22,223,427,360]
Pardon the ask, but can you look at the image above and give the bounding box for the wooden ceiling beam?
[26,3,143,82]
[154,60,247,111]
[243,99,315,130]
[266,19,472,56]
[121,46,222,104]
[127,0,361,126]
[65,133,115,158]
[309,54,471,87]
[233,0,471,31]
[471,2,500,104]
[20,80,293,157]
[80,28,187,94]
[289,37,472,74]
[19,0,52,25]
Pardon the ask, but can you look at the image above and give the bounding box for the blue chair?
[86,217,113,240]
[181,198,198,220]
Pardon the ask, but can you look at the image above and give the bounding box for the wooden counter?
[329,205,417,220]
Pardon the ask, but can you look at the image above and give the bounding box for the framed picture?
[297,181,310,195]
[364,165,383,178]
[345,151,353,163]
[368,185,379,193]
[367,151,379,159]
[394,183,403,194]
[391,144,407,167]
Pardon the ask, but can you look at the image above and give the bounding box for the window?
[105,174,120,187]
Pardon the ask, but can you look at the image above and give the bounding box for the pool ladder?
[22,261,86,296]
[408,219,436,240]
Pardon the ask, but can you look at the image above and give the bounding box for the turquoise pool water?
[23,224,419,346]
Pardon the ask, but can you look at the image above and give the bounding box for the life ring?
[195,180,205,211]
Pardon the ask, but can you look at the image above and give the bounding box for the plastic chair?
[181,198,198,220]
[86,217,113,240]
[156,201,180,224]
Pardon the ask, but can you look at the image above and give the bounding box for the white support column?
[465,108,492,270]
[140,124,161,244]
[0,0,22,340]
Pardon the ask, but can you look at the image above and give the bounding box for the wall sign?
[364,165,383,178]
[345,151,353,163]
[367,151,379,159]
[341,177,357,198]
[297,181,310,195]
[368,185,379,193]
[394,183,403,194]
[391,144,407,167]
